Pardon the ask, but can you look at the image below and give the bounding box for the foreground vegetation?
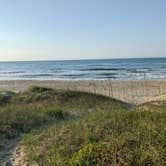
[0,86,165,165]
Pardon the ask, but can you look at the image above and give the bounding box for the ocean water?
[0,58,165,80]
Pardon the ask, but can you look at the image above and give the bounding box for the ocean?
[0,57,165,80]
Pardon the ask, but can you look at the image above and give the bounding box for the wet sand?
[0,80,166,104]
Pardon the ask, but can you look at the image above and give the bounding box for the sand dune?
[0,80,166,104]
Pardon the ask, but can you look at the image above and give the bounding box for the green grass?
[0,104,66,139]
[22,108,166,166]
[0,86,126,139]
[0,86,165,166]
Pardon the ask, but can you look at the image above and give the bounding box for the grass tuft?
[28,86,53,93]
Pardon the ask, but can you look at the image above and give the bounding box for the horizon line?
[0,56,165,62]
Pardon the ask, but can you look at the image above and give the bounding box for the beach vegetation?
[0,86,165,166]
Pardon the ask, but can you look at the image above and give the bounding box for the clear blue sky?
[0,0,165,61]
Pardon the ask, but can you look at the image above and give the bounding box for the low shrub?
[44,107,64,119]
[69,143,112,166]
[28,86,53,93]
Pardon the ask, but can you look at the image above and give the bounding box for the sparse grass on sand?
[0,86,165,166]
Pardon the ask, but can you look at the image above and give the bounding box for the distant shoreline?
[0,80,166,104]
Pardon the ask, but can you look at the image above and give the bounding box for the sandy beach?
[0,80,166,104]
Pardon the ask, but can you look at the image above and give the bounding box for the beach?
[1,0,166,164]
[0,58,166,104]
[0,80,166,104]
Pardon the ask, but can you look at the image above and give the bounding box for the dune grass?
[0,86,165,166]
[22,107,166,166]
[0,86,126,139]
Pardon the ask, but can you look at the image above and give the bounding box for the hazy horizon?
[0,56,166,62]
[0,0,166,61]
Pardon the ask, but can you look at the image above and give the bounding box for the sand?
[0,80,166,104]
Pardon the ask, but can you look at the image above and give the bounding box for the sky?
[0,0,166,61]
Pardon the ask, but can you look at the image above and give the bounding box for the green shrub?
[0,92,13,105]
[28,86,53,93]
[69,143,112,166]
[44,107,64,119]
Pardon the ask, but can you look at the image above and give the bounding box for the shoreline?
[0,80,166,104]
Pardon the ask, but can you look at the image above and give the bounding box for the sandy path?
[0,80,166,104]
